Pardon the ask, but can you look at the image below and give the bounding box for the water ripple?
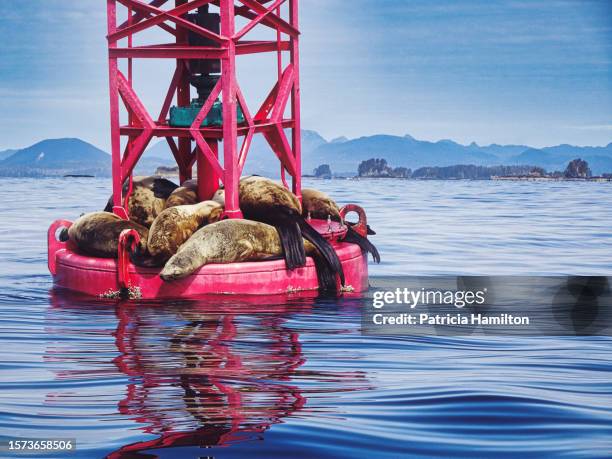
[0,178,611,457]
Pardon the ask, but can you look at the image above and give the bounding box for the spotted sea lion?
[103,176,179,227]
[165,180,199,208]
[160,219,284,281]
[238,176,345,286]
[301,188,380,263]
[159,219,338,291]
[147,200,223,262]
[61,211,149,258]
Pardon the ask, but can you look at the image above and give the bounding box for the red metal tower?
[106,0,302,219]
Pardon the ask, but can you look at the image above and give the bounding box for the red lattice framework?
[107,0,302,219]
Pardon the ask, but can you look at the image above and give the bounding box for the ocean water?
[0,178,611,458]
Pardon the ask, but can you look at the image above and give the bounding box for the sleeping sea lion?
[238,176,345,285]
[147,200,223,262]
[61,211,149,258]
[301,188,380,263]
[159,219,338,291]
[165,180,199,208]
[103,176,179,227]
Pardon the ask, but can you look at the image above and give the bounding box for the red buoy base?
[48,219,369,299]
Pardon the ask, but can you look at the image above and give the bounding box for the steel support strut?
[221,0,241,218]
[289,0,301,201]
[107,0,128,219]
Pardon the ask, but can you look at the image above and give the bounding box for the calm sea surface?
[0,178,611,458]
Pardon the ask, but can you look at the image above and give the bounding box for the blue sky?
[0,0,610,151]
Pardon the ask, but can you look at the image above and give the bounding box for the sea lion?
[211,188,225,207]
[165,180,199,208]
[147,200,223,262]
[61,211,149,258]
[160,219,285,281]
[301,188,380,263]
[238,176,345,285]
[159,219,338,291]
[103,176,179,227]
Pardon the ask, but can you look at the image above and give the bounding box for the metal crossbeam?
[110,0,223,44]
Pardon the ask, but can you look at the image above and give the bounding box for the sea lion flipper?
[297,216,345,286]
[151,178,180,199]
[344,226,381,263]
[311,251,338,293]
[129,245,167,268]
[58,227,70,242]
[275,219,307,270]
[236,240,254,260]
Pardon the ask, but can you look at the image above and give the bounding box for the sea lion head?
[159,261,187,282]
[301,188,340,220]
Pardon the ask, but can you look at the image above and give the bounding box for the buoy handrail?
[117,229,140,291]
[47,219,72,275]
[339,204,368,238]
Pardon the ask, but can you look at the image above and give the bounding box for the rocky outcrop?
[155,166,180,176]
[357,158,411,178]
[564,158,591,178]
[313,164,332,179]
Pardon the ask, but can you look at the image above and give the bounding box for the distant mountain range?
[302,133,612,175]
[0,139,109,177]
[1,131,611,177]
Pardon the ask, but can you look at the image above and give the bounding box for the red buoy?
[47,1,371,298]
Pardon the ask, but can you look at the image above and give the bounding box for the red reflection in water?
[47,292,368,458]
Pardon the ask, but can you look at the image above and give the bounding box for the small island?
[492,158,612,181]
[354,157,612,181]
[312,164,332,179]
[155,165,180,176]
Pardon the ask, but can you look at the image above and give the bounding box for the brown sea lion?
[301,188,380,263]
[165,181,199,208]
[103,176,179,227]
[159,219,337,290]
[62,211,149,258]
[238,176,345,286]
[147,200,223,262]
[160,220,285,281]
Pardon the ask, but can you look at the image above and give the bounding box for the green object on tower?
[169,98,245,127]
